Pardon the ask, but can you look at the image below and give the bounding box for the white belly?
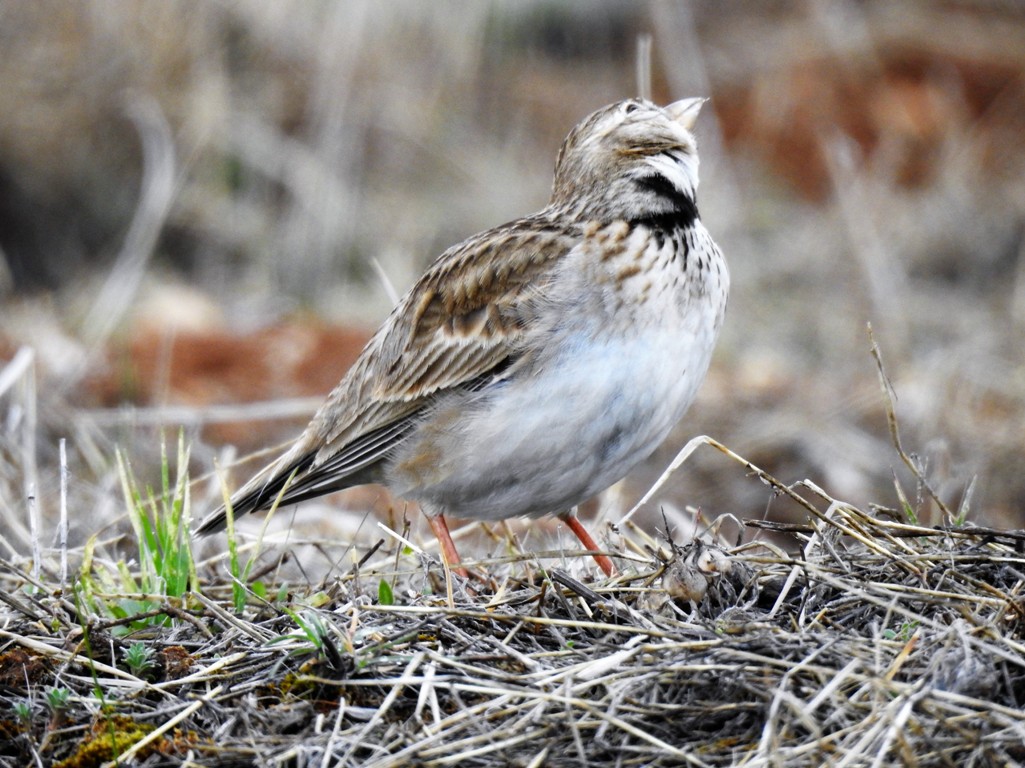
[389,221,728,520]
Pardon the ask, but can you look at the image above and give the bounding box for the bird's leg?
[559,512,617,577]
[427,513,470,579]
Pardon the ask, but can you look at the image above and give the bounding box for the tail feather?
[194,451,316,535]
[195,414,418,536]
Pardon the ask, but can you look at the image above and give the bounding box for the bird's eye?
[624,103,640,114]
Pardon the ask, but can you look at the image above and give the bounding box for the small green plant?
[75,433,197,633]
[954,476,975,527]
[13,701,32,722]
[220,466,297,613]
[46,687,71,713]
[891,475,919,525]
[269,606,350,672]
[378,579,394,606]
[123,642,155,677]
[899,500,918,525]
[279,608,330,654]
[882,619,920,643]
[121,434,197,600]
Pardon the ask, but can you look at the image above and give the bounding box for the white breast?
[390,219,728,521]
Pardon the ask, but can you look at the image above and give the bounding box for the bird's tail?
[194,451,315,535]
[196,417,412,536]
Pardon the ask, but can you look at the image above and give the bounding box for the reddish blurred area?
[84,320,371,449]
[718,51,1025,200]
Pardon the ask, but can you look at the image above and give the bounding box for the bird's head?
[550,98,705,225]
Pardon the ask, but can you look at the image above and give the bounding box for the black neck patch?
[631,173,698,231]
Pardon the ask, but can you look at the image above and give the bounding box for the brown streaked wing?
[307,214,578,463]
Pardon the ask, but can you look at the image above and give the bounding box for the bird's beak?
[665,98,706,131]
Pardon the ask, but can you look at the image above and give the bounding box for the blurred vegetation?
[1,0,1024,556]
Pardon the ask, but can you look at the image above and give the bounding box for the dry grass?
[3,439,1025,767]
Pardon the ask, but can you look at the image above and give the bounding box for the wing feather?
[199,213,579,527]
[308,216,576,457]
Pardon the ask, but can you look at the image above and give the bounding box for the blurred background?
[2,1,1024,561]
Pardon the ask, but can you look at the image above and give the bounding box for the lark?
[197,98,729,578]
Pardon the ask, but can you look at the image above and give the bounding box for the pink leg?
[427,513,470,578]
[560,513,617,577]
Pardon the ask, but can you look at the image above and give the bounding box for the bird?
[196,97,729,579]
